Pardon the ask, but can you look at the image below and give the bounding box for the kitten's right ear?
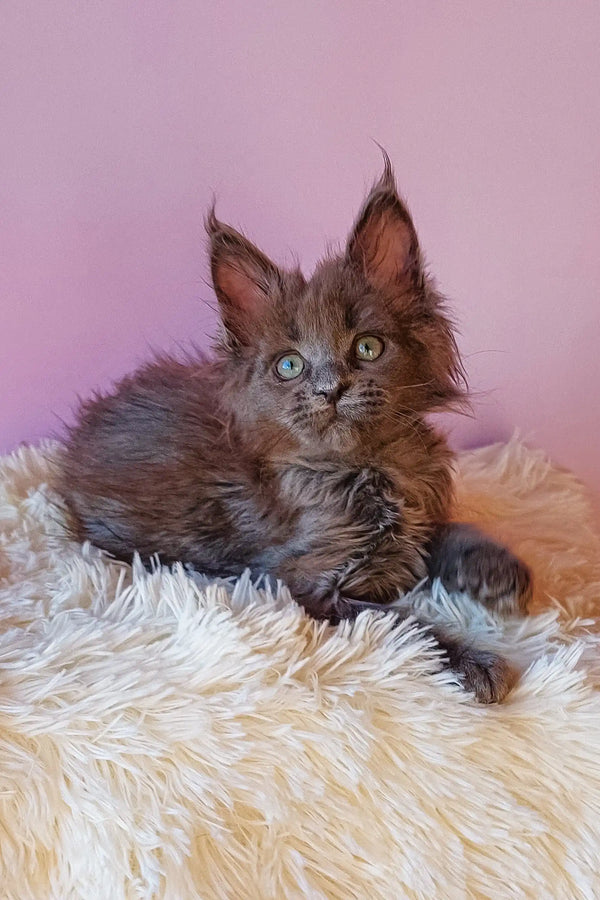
[206,207,280,346]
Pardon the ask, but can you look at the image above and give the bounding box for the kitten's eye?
[275,353,305,380]
[354,335,384,361]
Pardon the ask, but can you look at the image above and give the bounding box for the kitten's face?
[208,157,464,453]
[234,265,434,451]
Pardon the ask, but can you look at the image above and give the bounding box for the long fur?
[1,437,599,899]
[54,165,536,701]
[56,163,466,619]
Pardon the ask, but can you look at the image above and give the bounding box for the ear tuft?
[205,201,221,239]
[372,144,396,194]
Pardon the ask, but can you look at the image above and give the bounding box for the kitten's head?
[207,155,466,453]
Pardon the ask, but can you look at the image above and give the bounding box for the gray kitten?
[57,157,531,702]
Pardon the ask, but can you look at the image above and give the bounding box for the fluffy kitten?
[57,157,531,702]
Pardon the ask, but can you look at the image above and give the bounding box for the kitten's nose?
[316,382,348,405]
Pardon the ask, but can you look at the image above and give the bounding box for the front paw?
[347,468,400,533]
[453,646,517,703]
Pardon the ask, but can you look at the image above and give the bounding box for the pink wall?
[2,2,599,498]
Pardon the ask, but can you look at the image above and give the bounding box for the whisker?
[380,409,429,452]
[394,379,437,391]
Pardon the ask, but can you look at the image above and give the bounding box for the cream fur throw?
[1,439,599,900]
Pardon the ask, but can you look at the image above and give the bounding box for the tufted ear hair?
[346,153,422,296]
[206,207,282,345]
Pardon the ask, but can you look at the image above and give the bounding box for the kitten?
[57,156,531,702]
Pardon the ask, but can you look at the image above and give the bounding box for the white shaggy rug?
[1,438,599,900]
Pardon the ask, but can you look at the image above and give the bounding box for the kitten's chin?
[326,425,358,452]
[283,406,365,453]
[309,415,358,452]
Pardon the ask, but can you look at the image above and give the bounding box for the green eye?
[276,353,305,380]
[355,335,384,362]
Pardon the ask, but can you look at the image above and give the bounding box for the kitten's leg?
[426,523,532,616]
[426,623,517,703]
[327,595,516,703]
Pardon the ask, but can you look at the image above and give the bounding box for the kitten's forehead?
[293,260,358,341]
[292,258,392,344]
[262,257,390,357]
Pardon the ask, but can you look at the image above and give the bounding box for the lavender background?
[2,1,599,498]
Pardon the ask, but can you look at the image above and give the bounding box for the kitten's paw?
[454,647,517,703]
[348,468,399,532]
[429,524,532,617]
[452,543,532,616]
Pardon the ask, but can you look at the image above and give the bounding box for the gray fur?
[57,158,531,702]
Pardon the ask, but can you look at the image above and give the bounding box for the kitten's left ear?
[207,208,281,344]
[346,155,422,296]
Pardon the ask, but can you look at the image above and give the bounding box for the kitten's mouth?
[312,400,365,432]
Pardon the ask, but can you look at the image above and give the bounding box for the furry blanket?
[0,438,599,900]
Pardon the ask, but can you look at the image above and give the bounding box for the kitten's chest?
[273,459,405,530]
[270,444,451,535]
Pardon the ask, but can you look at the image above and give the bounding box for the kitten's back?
[58,357,274,573]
